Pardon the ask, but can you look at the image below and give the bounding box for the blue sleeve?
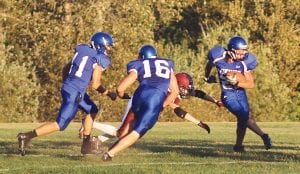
[95,54,111,69]
[168,59,175,72]
[207,45,226,62]
[244,53,257,70]
[126,60,139,74]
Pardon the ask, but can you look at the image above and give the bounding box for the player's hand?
[203,75,217,83]
[215,100,224,107]
[107,91,117,101]
[198,121,210,134]
[226,75,238,86]
[121,93,131,99]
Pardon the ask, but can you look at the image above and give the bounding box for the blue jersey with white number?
[208,45,257,91]
[63,44,110,93]
[127,58,174,95]
[126,57,174,136]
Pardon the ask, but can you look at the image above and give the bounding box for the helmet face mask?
[179,85,191,98]
[227,36,248,60]
[175,72,194,98]
[138,44,157,59]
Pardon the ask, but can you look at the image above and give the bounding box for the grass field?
[0,122,299,174]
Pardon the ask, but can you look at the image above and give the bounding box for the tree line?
[0,0,299,122]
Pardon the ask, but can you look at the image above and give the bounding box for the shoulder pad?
[244,53,257,70]
[76,44,90,49]
[96,54,111,69]
[208,45,226,62]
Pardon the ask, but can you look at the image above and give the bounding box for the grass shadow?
[133,139,299,162]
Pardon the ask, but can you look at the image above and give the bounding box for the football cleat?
[233,145,245,153]
[17,133,31,156]
[261,134,272,150]
[198,121,210,134]
[102,152,112,161]
[81,136,102,154]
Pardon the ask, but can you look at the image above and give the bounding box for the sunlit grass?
[0,122,299,174]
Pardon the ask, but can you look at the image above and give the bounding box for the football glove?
[203,75,217,83]
[215,100,224,107]
[107,91,117,101]
[198,121,210,134]
[121,93,131,99]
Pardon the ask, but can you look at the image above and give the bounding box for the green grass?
[0,122,299,174]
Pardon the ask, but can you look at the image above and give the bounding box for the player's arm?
[191,89,223,107]
[236,71,254,89]
[203,61,217,83]
[91,64,117,100]
[163,72,179,108]
[204,60,213,79]
[169,102,210,133]
[116,71,137,98]
[62,61,71,81]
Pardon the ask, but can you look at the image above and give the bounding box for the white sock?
[98,134,115,142]
[93,122,117,136]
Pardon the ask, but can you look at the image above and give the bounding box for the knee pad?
[174,107,187,119]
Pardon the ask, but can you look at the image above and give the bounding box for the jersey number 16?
[142,59,170,79]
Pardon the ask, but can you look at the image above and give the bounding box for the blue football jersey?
[127,58,174,94]
[63,44,110,93]
[208,45,253,91]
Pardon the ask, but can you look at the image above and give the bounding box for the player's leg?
[117,110,135,138]
[79,93,100,154]
[97,98,134,140]
[17,89,80,156]
[93,121,118,136]
[79,98,133,141]
[247,118,272,149]
[222,91,249,152]
[103,90,164,161]
[234,124,247,152]
[103,131,140,161]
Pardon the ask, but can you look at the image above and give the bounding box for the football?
[226,71,246,83]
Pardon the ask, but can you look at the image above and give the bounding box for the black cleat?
[81,137,92,155]
[233,145,245,153]
[102,152,112,161]
[17,133,31,156]
[261,134,272,150]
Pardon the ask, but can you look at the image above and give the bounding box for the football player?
[17,32,117,156]
[204,36,272,152]
[80,71,223,155]
[101,44,179,161]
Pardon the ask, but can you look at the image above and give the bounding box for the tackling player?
[17,32,117,156]
[204,36,272,152]
[81,71,223,147]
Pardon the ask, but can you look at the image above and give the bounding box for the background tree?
[1,0,299,122]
